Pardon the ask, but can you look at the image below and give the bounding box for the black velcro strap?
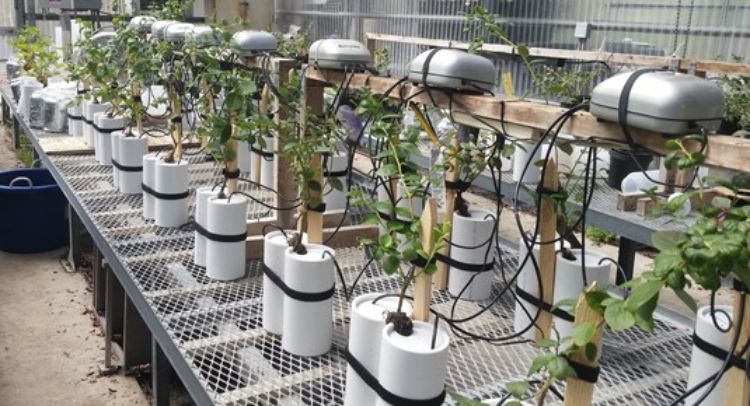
[566,358,601,384]
[194,221,247,243]
[324,169,348,178]
[515,287,575,322]
[536,186,558,196]
[308,203,327,213]
[435,252,494,273]
[733,279,748,293]
[421,48,442,90]
[410,256,436,269]
[250,146,275,158]
[92,124,125,134]
[344,348,446,406]
[77,89,89,95]
[141,183,189,200]
[82,117,94,125]
[111,159,142,172]
[223,169,241,179]
[262,264,335,302]
[171,116,182,123]
[377,210,413,226]
[445,179,472,192]
[67,114,83,120]
[693,333,747,371]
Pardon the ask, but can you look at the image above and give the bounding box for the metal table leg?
[617,236,638,284]
[152,338,171,406]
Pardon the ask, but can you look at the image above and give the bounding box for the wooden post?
[302,75,325,244]
[413,198,437,322]
[536,158,559,341]
[252,83,269,184]
[725,292,750,406]
[200,79,213,149]
[237,0,248,21]
[132,83,143,136]
[274,61,298,229]
[170,85,183,162]
[227,118,239,194]
[563,290,604,406]
[435,135,460,290]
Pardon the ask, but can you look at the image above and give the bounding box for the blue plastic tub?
[0,168,68,253]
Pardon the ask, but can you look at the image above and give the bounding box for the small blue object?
[0,168,68,253]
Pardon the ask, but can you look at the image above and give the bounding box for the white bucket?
[324,151,349,211]
[686,305,734,406]
[84,102,110,148]
[281,244,335,356]
[117,135,148,194]
[237,140,252,175]
[205,195,248,281]
[263,230,296,335]
[261,136,275,191]
[111,131,123,188]
[67,103,83,136]
[375,321,450,406]
[17,81,43,120]
[344,293,412,406]
[448,209,496,301]
[194,187,219,268]
[142,153,159,220]
[153,158,189,227]
[620,169,660,193]
[93,113,124,165]
[512,141,542,184]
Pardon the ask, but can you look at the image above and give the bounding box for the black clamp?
[170,116,183,124]
[515,286,575,322]
[250,146,275,159]
[410,256,437,269]
[377,211,413,226]
[92,124,125,134]
[435,252,494,273]
[323,169,348,178]
[141,183,189,200]
[223,169,241,179]
[444,179,472,193]
[67,114,83,121]
[194,222,247,243]
[262,264,335,302]
[307,203,327,213]
[566,357,601,384]
[111,159,142,173]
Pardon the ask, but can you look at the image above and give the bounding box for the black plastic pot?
[607,148,654,190]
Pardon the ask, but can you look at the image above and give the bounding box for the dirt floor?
[0,125,148,405]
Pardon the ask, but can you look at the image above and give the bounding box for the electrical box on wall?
[38,0,102,9]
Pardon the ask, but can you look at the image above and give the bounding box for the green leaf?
[505,381,530,399]
[557,142,574,156]
[529,353,555,374]
[548,356,577,380]
[535,338,557,348]
[674,289,698,313]
[572,322,596,347]
[585,290,610,314]
[712,196,732,209]
[584,342,598,362]
[604,300,635,331]
[634,293,659,332]
[651,231,684,252]
[624,280,663,312]
[378,164,399,177]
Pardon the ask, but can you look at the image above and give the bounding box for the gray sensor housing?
[187,25,222,47]
[408,49,496,93]
[308,39,372,70]
[164,23,194,43]
[91,31,115,46]
[128,16,156,33]
[231,30,277,57]
[590,71,725,135]
[151,20,177,41]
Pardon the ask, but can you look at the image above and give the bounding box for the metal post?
[151,338,171,406]
[123,297,152,370]
[26,0,36,27]
[616,236,638,284]
[103,264,124,374]
[12,115,20,150]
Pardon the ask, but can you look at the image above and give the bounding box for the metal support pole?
[92,247,106,314]
[123,297,152,371]
[12,115,20,150]
[616,236,638,284]
[151,338,171,406]
[103,264,124,374]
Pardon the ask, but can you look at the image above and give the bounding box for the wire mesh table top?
[45,150,695,406]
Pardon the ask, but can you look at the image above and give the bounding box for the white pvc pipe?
[94,113,124,166]
[142,153,159,220]
[205,195,248,281]
[111,131,123,188]
[686,305,734,406]
[117,136,148,195]
[375,321,450,406]
[193,187,219,268]
[512,141,542,184]
[282,244,335,356]
[345,293,412,406]
[67,103,82,136]
[448,208,496,301]
[153,159,189,227]
[237,140,252,175]
[262,230,308,335]
[261,136,275,191]
[84,102,110,149]
[17,81,43,120]
[324,150,349,211]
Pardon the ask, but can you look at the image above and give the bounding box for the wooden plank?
[323,224,379,250]
[170,89,183,162]
[536,159,559,341]
[305,67,750,173]
[302,75,325,244]
[616,192,647,212]
[274,60,299,230]
[365,32,750,76]
[636,197,658,217]
[725,292,750,406]
[563,290,604,406]
[413,198,437,322]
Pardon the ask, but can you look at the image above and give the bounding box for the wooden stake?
[237,0,248,21]
[536,158,559,341]
[302,76,325,244]
[435,136,459,290]
[170,86,183,162]
[413,198,437,322]
[274,62,298,229]
[227,120,239,194]
[563,290,604,406]
[725,291,750,406]
[252,83,269,184]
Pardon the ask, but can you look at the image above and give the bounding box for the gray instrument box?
[231,31,277,57]
[38,0,101,9]
[408,49,496,93]
[590,71,725,135]
[308,39,372,70]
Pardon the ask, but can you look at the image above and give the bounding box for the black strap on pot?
[250,146,275,158]
[262,264,335,302]
[141,183,189,200]
[223,169,240,179]
[307,203,327,213]
[344,347,446,406]
[444,179,472,193]
[693,333,747,371]
[434,252,494,273]
[410,255,437,269]
[194,221,247,243]
[377,210,412,226]
[67,114,83,121]
[82,117,94,125]
[566,357,601,384]
[111,159,142,172]
[324,169,348,178]
[92,124,125,134]
[77,89,89,95]
[170,116,182,124]
[515,286,575,322]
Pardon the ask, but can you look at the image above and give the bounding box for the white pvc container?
[512,141,542,184]
[686,305,734,406]
[194,187,219,267]
[111,131,123,188]
[282,244,335,356]
[117,135,148,194]
[67,103,83,136]
[324,151,349,211]
[94,113,124,165]
[17,80,43,120]
[552,249,611,338]
[375,321,450,406]
[448,209,496,301]
[154,159,189,227]
[261,136,275,191]
[263,230,296,335]
[84,102,110,148]
[237,140,252,175]
[620,169,660,193]
[142,153,159,219]
[344,293,412,406]
[205,195,248,281]
[668,192,692,217]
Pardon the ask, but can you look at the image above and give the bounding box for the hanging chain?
[672,0,683,56]
[683,0,696,58]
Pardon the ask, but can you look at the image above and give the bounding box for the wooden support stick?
[274,62,298,229]
[252,83,269,184]
[413,198,437,322]
[169,85,183,162]
[725,291,750,406]
[435,134,460,290]
[536,158,559,341]
[302,76,325,244]
[563,290,604,406]
[227,121,239,194]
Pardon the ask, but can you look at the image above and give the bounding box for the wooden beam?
[563,290,604,406]
[536,159,559,341]
[413,198,437,322]
[305,67,750,174]
[323,225,379,250]
[302,74,325,244]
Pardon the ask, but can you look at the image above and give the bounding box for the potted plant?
[10,26,60,121]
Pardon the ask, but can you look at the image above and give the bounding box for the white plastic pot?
[448,209,496,301]
[117,135,148,194]
[375,321,450,406]
[153,158,189,227]
[17,80,43,120]
[205,195,248,281]
[344,293,412,406]
[512,141,542,184]
[620,169,659,193]
[84,102,110,148]
[237,140,252,175]
[194,187,220,268]
[93,113,124,165]
[67,103,83,136]
[552,249,611,338]
[281,244,335,356]
[262,230,307,335]
[142,153,159,220]
[686,305,733,406]
[324,150,349,211]
[111,131,123,188]
[261,136,275,191]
